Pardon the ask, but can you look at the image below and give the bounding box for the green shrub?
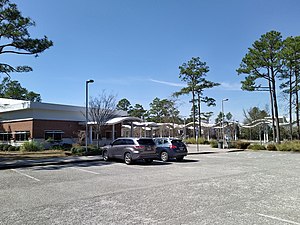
[247,144,266,150]
[48,143,73,151]
[62,143,73,150]
[86,146,103,155]
[2,144,11,151]
[20,141,43,152]
[228,141,237,148]
[276,141,300,152]
[8,145,18,151]
[71,145,103,156]
[71,145,85,155]
[266,143,277,151]
[184,137,209,144]
[210,140,218,148]
[235,141,251,149]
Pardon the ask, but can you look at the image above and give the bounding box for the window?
[0,132,12,141]
[125,139,134,145]
[105,131,117,139]
[44,130,64,141]
[137,138,155,146]
[15,131,30,141]
[155,139,163,145]
[112,139,125,146]
[105,131,112,139]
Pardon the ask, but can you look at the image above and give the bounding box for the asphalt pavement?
[0,144,244,170]
[1,150,299,224]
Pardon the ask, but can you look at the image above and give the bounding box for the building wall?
[0,98,126,146]
[0,118,122,146]
[32,120,83,139]
[0,120,33,137]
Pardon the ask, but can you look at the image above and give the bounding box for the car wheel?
[160,151,169,162]
[144,159,153,164]
[124,152,132,165]
[103,150,109,161]
[176,156,184,161]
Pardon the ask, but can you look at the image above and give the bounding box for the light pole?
[85,79,94,152]
[222,98,228,149]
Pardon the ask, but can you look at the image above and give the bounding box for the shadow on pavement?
[30,160,112,171]
[167,159,199,163]
[133,160,172,166]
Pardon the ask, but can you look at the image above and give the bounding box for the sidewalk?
[186,144,244,154]
[0,145,244,170]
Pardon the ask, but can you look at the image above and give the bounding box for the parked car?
[102,137,157,165]
[153,138,188,162]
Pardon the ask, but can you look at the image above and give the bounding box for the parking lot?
[1,151,300,225]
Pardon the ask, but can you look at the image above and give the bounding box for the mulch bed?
[0,150,71,161]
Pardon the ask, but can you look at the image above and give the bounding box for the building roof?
[0,98,126,122]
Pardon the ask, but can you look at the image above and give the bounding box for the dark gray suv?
[102,138,157,164]
[154,137,188,162]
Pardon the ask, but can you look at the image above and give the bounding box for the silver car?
[102,138,157,164]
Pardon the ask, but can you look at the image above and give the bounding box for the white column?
[130,122,133,137]
[89,126,93,145]
[112,124,115,141]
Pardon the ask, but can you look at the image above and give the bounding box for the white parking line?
[104,163,145,170]
[258,213,300,225]
[11,169,40,182]
[71,167,100,175]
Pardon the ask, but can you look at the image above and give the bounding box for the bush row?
[0,141,102,155]
[71,145,103,156]
[209,139,300,152]
[209,140,252,149]
[246,141,300,152]
[0,144,20,151]
[184,137,210,145]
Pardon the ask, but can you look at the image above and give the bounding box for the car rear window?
[137,139,155,146]
[125,139,135,145]
[171,139,185,146]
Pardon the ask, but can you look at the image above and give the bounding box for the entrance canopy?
[105,116,142,125]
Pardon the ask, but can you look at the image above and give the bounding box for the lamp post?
[85,79,94,152]
[222,98,228,149]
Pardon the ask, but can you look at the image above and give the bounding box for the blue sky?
[6,0,300,122]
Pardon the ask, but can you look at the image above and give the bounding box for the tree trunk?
[289,70,293,140]
[96,133,99,149]
[271,70,280,143]
[192,88,196,138]
[295,69,300,139]
[268,78,276,142]
[197,93,201,138]
[296,88,300,139]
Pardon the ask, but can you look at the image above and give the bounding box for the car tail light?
[134,146,144,150]
[169,145,176,149]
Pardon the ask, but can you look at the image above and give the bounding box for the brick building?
[0,98,129,146]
